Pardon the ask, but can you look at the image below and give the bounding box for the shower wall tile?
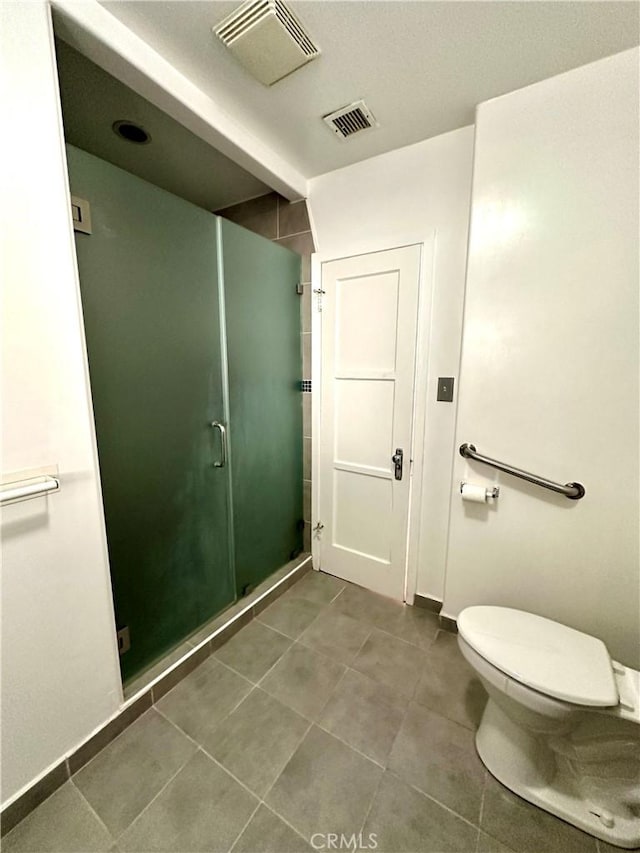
[278,199,311,238]
[275,232,314,282]
[303,437,311,480]
[301,285,311,334]
[216,192,278,240]
[303,479,312,523]
[303,394,312,439]
[302,333,311,381]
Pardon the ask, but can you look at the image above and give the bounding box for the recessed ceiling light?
[112,120,151,145]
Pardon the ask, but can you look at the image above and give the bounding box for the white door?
[317,245,421,600]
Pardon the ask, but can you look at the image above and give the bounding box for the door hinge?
[313,288,325,312]
[117,626,130,655]
[296,282,303,295]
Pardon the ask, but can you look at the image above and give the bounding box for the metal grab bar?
[459,444,585,500]
[0,475,60,505]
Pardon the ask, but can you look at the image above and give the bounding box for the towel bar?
[0,475,61,505]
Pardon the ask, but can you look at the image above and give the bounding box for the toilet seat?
[458,606,618,707]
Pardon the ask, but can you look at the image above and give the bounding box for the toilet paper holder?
[460,482,500,500]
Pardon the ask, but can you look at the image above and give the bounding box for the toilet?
[457,606,640,848]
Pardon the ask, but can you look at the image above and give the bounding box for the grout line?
[474,824,482,853]
[152,710,266,808]
[478,769,488,828]
[153,715,258,805]
[385,765,483,834]
[112,745,196,843]
[352,626,373,659]
[259,719,314,805]
[314,718,386,770]
[358,764,385,837]
[254,642,303,690]
[228,800,262,853]
[276,227,313,240]
[68,779,116,845]
[213,647,292,688]
[252,615,300,642]
[261,800,314,846]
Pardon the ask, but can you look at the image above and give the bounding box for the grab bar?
[459,443,585,500]
[0,475,61,505]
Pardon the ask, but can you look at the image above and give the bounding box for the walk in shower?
[67,145,303,683]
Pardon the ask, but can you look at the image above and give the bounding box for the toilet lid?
[458,606,618,707]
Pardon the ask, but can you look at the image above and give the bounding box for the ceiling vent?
[323,100,378,140]
[214,0,320,86]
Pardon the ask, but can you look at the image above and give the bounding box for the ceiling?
[55,38,270,211]
[99,1,639,179]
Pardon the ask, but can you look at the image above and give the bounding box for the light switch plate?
[71,195,92,234]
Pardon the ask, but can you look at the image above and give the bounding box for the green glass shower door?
[67,145,235,681]
[220,218,303,595]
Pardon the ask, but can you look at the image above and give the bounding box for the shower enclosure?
[67,145,303,682]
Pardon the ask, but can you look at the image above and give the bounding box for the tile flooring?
[4,572,609,853]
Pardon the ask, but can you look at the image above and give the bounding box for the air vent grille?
[274,1,317,55]
[214,0,320,85]
[323,100,378,140]
[216,0,271,44]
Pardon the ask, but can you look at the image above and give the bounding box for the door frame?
[311,235,435,604]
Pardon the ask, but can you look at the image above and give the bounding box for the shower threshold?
[123,553,312,700]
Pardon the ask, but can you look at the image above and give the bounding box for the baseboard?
[412,594,457,633]
[438,614,458,634]
[413,594,442,614]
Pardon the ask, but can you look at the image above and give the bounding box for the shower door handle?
[211,421,227,468]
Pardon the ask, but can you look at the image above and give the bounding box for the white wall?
[444,49,639,668]
[308,126,475,601]
[1,2,123,805]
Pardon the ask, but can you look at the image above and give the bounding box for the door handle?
[392,448,403,481]
[211,421,227,468]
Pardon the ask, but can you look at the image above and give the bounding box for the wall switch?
[71,195,92,234]
[437,377,455,402]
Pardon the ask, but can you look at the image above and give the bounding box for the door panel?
[319,246,421,600]
[67,145,234,681]
[220,218,303,595]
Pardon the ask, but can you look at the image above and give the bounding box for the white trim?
[50,0,308,201]
[311,252,322,571]
[404,231,437,604]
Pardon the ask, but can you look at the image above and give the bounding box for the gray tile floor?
[4,572,608,853]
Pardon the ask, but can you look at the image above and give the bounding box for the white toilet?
[457,606,640,848]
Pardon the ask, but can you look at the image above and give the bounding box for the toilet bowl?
[457,606,640,849]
